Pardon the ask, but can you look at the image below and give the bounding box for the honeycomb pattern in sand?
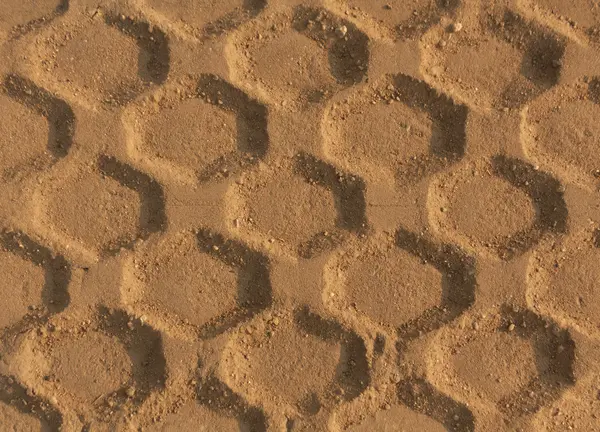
[0,0,599,431]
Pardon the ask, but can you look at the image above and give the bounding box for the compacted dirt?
[1,0,600,431]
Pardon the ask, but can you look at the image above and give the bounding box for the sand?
[0,0,599,431]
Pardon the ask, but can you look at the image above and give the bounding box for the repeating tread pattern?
[1,0,599,431]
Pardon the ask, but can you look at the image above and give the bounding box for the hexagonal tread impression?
[0,230,70,336]
[140,75,268,182]
[433,172,536,247]
[133,233,237,329]
[51,14,169,106]
[222,307,368,421]
[40,308,166,423]
[45,156,166,257]
[430,156,567,259]
[440,307,575,419]
[327,73,468,182]
[235,153,367,259]
[235,6,369,105]
[131,229,272,338]
[246,169,338,251]
[436,7,565,109]
[341,243,445,329]
[0,75,74,181]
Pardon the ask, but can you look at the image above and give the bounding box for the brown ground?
[1,0,600,431]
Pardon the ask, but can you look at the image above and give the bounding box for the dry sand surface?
[1,0,600,431]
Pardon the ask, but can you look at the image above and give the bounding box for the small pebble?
[450,22,463,32]
[336,25,348,37]
[126,387,136,398]
[508,323,516,332]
